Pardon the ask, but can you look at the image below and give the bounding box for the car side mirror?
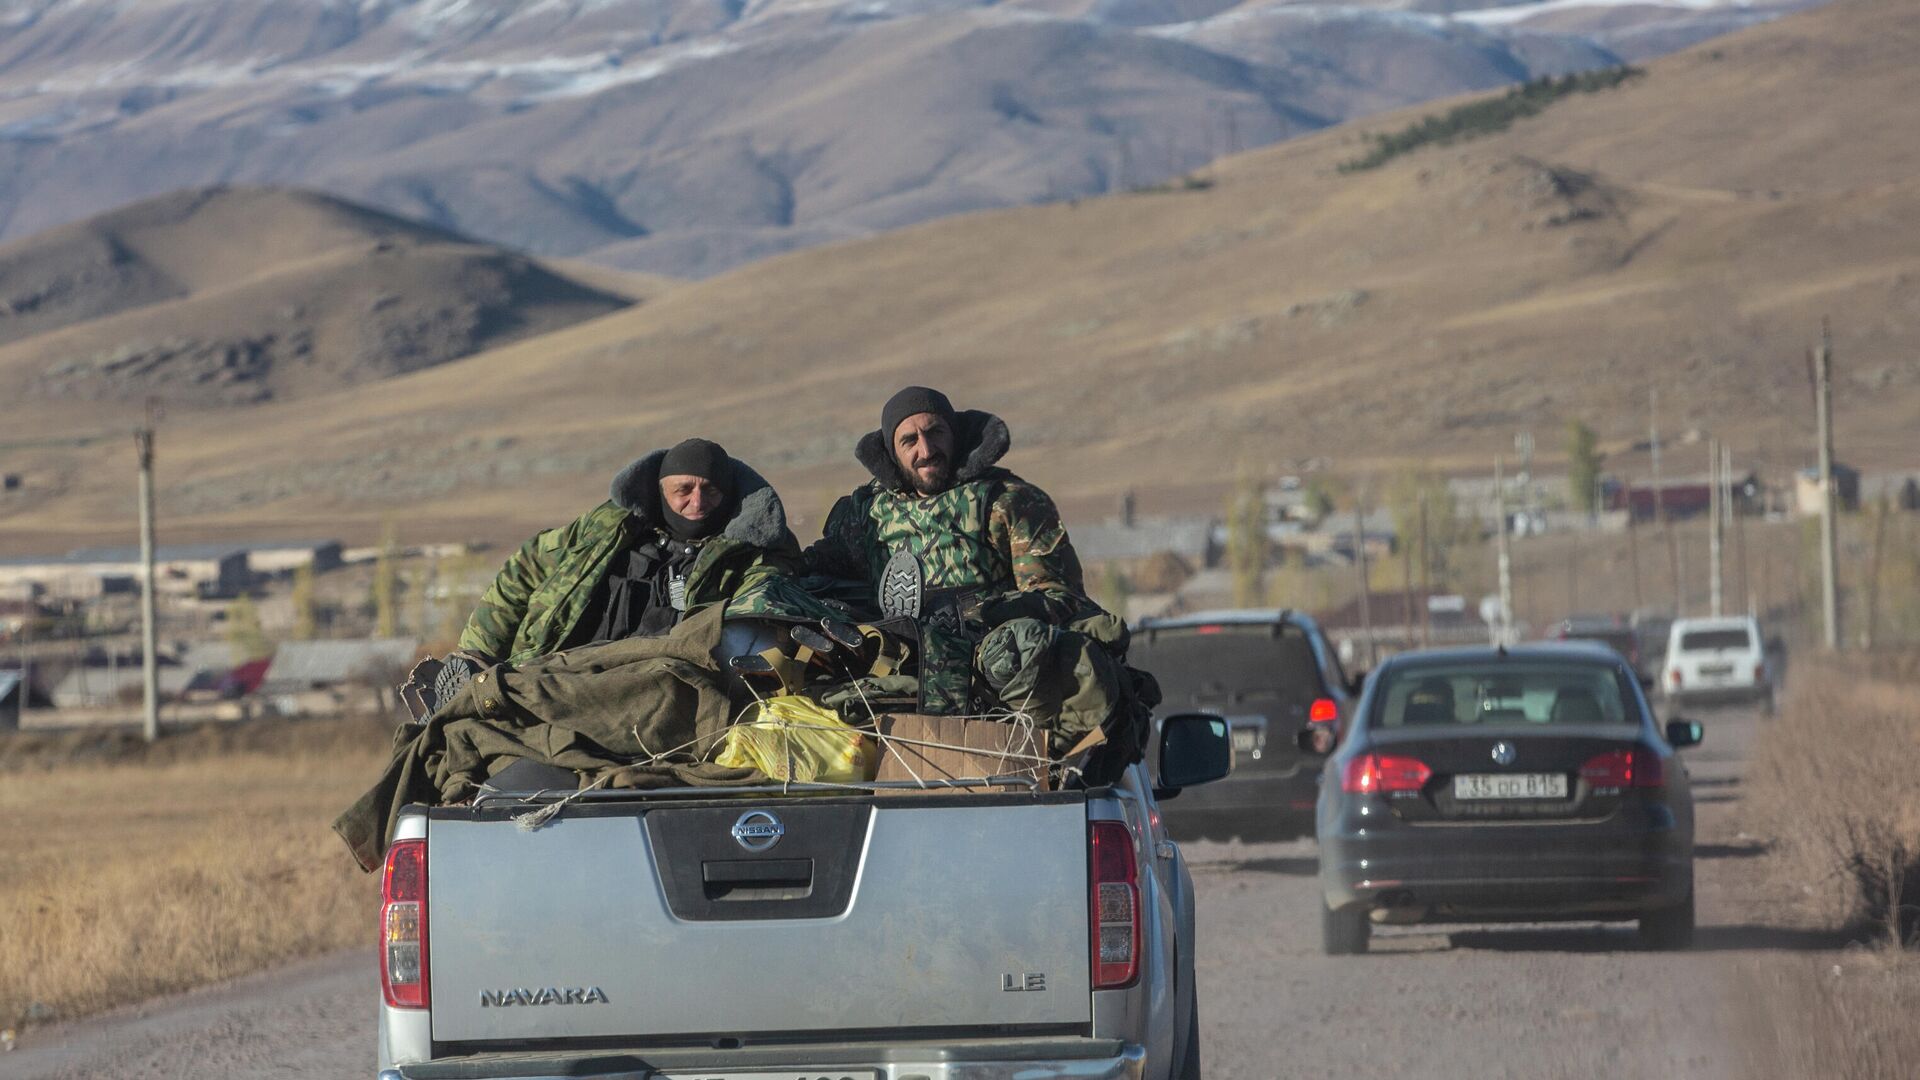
[1666,719,1704,749]
[1156,713,1232,796]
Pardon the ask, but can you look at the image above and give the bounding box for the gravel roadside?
[1186,702,1830,1080]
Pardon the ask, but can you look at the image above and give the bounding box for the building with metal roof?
[259,639,419,695]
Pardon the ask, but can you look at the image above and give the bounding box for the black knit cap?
[881,386,957,441]
[659,438,731,484]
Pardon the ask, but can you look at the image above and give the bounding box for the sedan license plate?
[1453,773,1567,800]
[1232,729,1259,752]
[657,1073,879,1080]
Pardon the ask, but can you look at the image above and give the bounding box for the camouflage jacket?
[459,449,802,663]
[805,409,1092,625]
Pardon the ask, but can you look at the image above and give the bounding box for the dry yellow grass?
[1728,658,1920,1079]
[1738,951,1920,1080]
[1746,663,1920,944]
[0,717,391,1029]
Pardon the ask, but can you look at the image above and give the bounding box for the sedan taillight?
[1341,754,1431,794]
[1579,748,1665,789]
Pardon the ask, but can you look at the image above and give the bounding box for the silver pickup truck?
[374,713,1231,1080]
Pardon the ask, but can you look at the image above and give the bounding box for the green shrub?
[1339,66,1644,174]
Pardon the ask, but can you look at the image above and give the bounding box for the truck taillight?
[1089,821,1139,990]
[1308,697,1339,724]
[381,839,430,1010]
[1754,661,1767,684]
[1340,754,1431,794]
[1579,748,1665,789]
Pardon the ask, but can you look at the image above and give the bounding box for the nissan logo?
[1491,741,1517,766]
[731,810,785,852]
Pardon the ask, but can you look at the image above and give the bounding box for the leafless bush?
[1747,665,1920,948]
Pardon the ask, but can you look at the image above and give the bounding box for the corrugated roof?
[261,639,418,689]
[1071,518,1215,562]
[50,665,201,706]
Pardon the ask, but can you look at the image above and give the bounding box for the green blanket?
[333,605,751,871]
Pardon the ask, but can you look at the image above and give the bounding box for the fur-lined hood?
[854,409,1012,494]
[609,448,793,550]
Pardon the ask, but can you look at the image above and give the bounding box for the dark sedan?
[1314,643,1700,954]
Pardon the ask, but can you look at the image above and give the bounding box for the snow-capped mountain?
[0,0,1822,275]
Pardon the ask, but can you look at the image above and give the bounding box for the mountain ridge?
[0,0,1904,555]
[0,0,1816,277]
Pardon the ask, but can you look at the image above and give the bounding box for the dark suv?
[1134,609,1356,840]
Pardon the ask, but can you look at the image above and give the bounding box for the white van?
[1662,616,1772,711]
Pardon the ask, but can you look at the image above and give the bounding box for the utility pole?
[14,616,25,729]
[1353,498,1375,668]
[1516,430,1536,534]
[1708,437,1724,617]
[1624,474,1645,612]
[1730,444,1751,616]
[1814,325,1841,650]
[1564,549,1577,616]
[135,403,160,742]
[1649,387,1681,613]
[1400,522,1414,653]
[1495,456,1514,646]
[1418,497,1432,648]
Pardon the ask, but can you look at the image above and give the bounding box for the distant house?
[50,663,205,709]
[244,540,345,577]
[1071,517,1217,565]
[259,638,419,695]
[0,543,248,599]
[1314,590,1488,661]
[1795,464,1862,516]
[220,657,273,697]
[1604,472,1761,523]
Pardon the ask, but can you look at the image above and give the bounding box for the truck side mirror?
[1665,719,1704,749]
[1157,713,1232,796]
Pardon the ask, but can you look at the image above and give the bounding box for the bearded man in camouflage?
[807,387,1098,711]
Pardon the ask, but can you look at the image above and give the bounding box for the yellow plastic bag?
[715,695,878,783]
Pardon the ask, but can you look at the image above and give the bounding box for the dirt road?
[1183,701,1830,1080]
[6,705,1831,1079]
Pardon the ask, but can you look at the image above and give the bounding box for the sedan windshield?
[1373,663,1633,729]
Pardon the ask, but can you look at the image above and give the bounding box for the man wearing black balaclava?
[454,437,801,666]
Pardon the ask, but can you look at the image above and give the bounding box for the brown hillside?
[0,187,457,346]
[0,0,1913,553]
[0,187,633,408]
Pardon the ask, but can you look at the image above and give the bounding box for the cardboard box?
[871,714,1051,791]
